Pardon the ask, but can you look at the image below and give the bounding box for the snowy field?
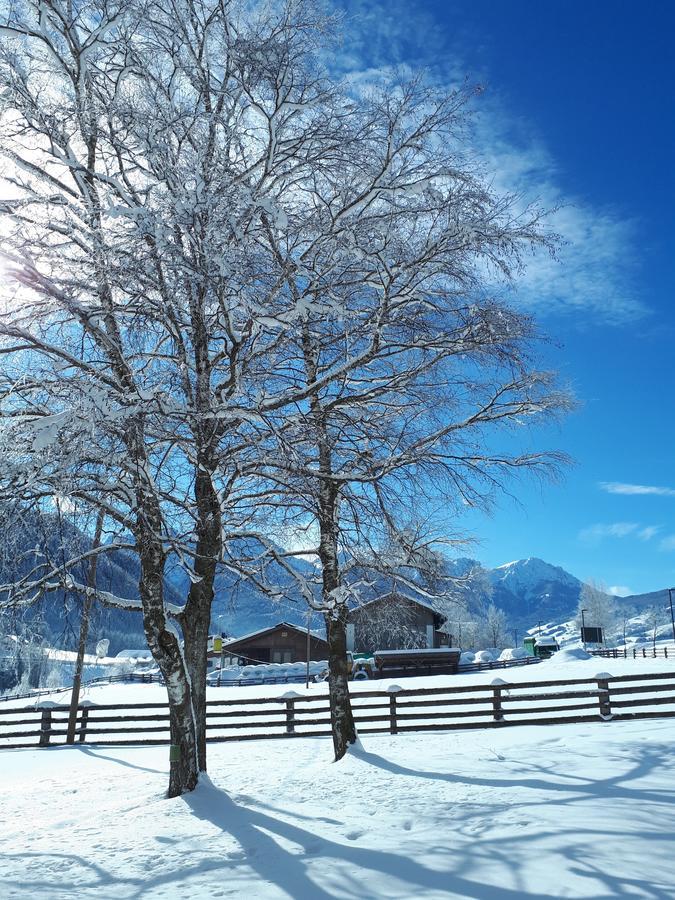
[3,655,675,898]
[3,717,675,899]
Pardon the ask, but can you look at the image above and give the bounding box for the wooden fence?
[591,646,675,659]
[2,669,675,750]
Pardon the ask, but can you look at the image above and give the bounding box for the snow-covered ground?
[3,714,675,899]
[3,650,675,711]
[528,614,675,653]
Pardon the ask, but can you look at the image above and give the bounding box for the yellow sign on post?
[213,637,222,653]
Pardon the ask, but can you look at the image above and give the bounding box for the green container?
[523,636,537,657]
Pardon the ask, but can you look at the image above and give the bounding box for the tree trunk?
[138,539,199,798]
[317,480,357,761]
[303,323,357,759]
[325,608,357,760]
[181,464,221,771]
[181,597,212,772]
[149,621,199,798]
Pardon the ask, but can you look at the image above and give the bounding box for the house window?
[272,650,293,663]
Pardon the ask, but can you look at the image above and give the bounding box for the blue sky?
[339,0,675,594]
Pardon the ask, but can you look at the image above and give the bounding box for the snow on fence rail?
[2,669,675,750]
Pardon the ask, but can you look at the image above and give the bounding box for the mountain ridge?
[1,512,666,651]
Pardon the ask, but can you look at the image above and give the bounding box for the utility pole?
[581,608,588,650]
[305,610,312,690]
[668,589,675,644]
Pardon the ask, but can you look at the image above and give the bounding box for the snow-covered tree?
[576,580,617,644]
[0,0,571,780]
[480,602,509,649]
[244,75,570,757]
[0,0,350,795]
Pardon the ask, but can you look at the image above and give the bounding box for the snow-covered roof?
[352,591,447,621]
[219,622,327,649]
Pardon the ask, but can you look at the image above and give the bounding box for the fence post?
[666,648,669,660]
[596,673,612,720]
[386,685,403,735]
[285,699,295,734]
[39,708,52,747]
[389,695,398,734]
[79,707,89,743]
[279,690,304,734]
[491,678,507,723]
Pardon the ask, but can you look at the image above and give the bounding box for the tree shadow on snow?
[4,740,675,900]
[350,741,675,810]
[180,775,557,900]
[75,745,165,775]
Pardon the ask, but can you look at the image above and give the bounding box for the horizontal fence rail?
[2,669,675,750]
[590,646,675,659]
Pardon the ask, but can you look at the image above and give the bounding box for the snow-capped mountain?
[487,557,584,631]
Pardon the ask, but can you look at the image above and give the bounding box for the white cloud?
[472,114,644,323]
[579,521,660,546]
[608,585,632,597]
[335,0,644,324]
[579,522,639,544]
[600,481,675,497]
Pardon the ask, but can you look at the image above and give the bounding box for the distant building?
[208,622,329,667]
[346,592,450,654]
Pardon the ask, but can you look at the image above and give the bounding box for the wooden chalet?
[346,592,451,654]
[208,622,329,666]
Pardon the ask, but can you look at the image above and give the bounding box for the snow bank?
[207,660,328,684]
[555,647,593,662]
[498,647,530,661]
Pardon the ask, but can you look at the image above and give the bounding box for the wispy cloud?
[579,522,639,544]
[473,113,644,323]
[335,0,645,324]
[578,522,660,547]
[659,535,675,553]
[608,585,632,597]
[600,481,675,497]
